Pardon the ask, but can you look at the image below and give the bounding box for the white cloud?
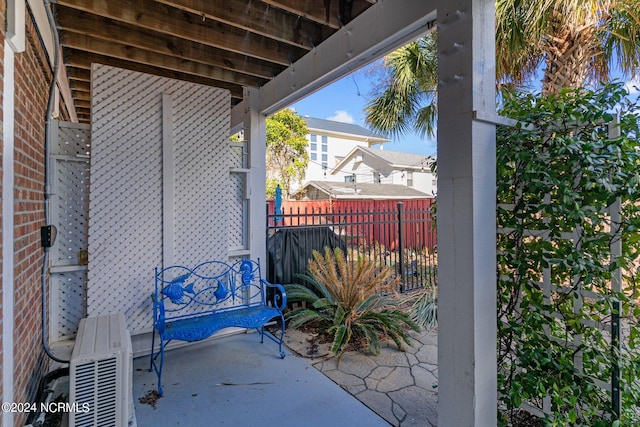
[327,110,355,124]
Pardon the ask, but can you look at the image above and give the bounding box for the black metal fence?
[266,201,437,293]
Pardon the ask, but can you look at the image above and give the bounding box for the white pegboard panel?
[52,159,90,266]
[52,121,91,156]
[228,173,245,250]
[51,271,88,340]
[88,64,230,335]
[49,121,91,342]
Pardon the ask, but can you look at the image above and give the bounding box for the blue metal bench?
[149,259,286,395]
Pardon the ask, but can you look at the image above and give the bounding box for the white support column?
[232,88,267,262]
[2,39,17,427]
[162,93,175,269]
[436,0,497,425]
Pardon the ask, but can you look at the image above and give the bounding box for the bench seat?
[163,305,282,342]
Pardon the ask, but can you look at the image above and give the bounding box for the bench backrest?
[154,259,266,322]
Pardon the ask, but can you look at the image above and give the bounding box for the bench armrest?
[262,279,287,311]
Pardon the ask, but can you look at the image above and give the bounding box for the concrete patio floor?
[133,331,390,427]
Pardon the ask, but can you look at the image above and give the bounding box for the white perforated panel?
[89,64,230,334]
[53,160,90,265]
[228,173,246,250]
[52,271,88,340]
[50,121,91,341]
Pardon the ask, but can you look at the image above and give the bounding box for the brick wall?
[11,10,51,426]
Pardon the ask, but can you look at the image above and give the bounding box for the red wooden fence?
[267,198,436,251]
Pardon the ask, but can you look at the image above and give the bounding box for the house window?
[407,171,414,187]
[321,153,328,162]
[310,152,317,161]
[310,134,317,142]
[373,172,380,183]
[322,162,328,169]
[321,135,328,153]
[310,142,317,151]
[345,174,355,183]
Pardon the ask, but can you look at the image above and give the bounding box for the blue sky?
[290,64,438,156]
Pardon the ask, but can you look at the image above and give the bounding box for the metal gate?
[49,120,91,342]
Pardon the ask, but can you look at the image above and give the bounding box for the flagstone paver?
[284,329,439,426]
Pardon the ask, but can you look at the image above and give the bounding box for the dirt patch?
[282,327,334,360]
[139,389,161,409]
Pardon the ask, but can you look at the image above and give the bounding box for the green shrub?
[285,247,420,356]
[497,83,640,426]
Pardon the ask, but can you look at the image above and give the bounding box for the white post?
[436,0,497,425]
[162,93,175,268]
[2,39,17,427]
[232,88,267,262]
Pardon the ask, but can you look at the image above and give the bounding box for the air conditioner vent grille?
[70,314,132,427]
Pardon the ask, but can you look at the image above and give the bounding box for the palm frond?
[284,283,323,304]
[286,309,329,329]
[331,324,351,355]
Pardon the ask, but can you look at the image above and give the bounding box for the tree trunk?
[541,15,600,95]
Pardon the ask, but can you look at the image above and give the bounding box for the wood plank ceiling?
[54,0,377,123]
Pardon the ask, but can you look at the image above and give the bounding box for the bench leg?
[259,317,286,359]
[277,313,286,358]
[149,329,156,372]
[149,334,166,396]
[157,342,165,396]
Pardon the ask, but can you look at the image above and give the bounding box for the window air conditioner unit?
[70,313,134,427]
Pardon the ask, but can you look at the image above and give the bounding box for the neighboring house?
[296,180,433,200]
[331,146,437,196]
[296,117,389,194]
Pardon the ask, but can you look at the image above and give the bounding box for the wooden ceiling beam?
[73,90,91,101]
[56,0,308,66]
[155,0,329,49]
[260,0,372,29]
[57,9,283,81]
[61,32,269,87]
[69,80,90,93]
[66,66,91,82]
[64,49,245,100]
[75,100,91,109]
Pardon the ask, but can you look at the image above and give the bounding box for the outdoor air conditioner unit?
[69,313,134,427]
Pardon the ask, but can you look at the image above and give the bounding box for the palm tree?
[497,0,640,94]
[365,33,438,139]
[365,0,640,137]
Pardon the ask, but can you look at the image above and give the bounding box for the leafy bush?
[497,82,640,426]
[285,247,419,356]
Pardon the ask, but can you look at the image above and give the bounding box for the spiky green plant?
[400,287,438,331]
[285,247,420,356]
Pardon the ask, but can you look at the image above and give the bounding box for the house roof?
[302,117,389,143]
[300,181,433,200]
[331,146,435,174]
